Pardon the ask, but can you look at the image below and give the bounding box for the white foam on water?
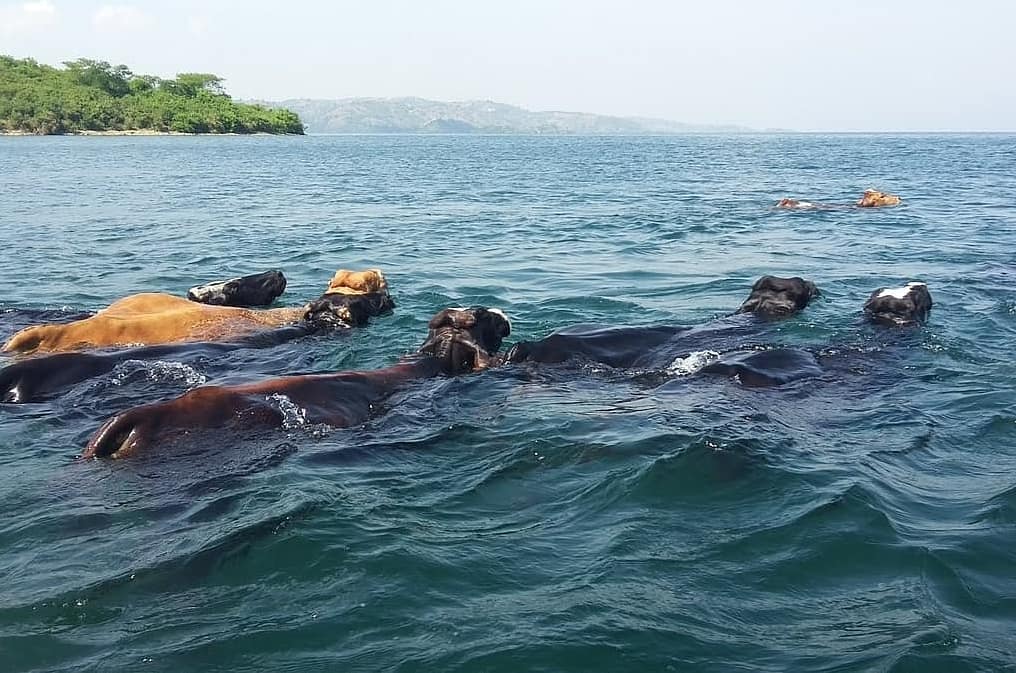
[877,281,926,299]
[666,350,719,376]
[110,360,207,387]
[266,393,308,429]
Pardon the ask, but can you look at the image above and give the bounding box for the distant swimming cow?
[775,189,902,210]
[856,189,902,208]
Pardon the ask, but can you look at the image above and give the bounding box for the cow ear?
[429,309,476,330]
[473,308,511,337]
[363,269,388,293]
[428,310,451,329]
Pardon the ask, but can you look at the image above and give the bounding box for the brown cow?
[2,269,392,355]
[82,306,510,458]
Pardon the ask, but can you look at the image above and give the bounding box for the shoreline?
[0,129,293,137]
[3,129,1011,139]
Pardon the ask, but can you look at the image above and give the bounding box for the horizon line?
[262,97,1014,134]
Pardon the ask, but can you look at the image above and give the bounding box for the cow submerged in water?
[0,269,395,403]
[2,268,393,355]
[82,307,511,458]
[503,277,932,387]
[77,277,932,458]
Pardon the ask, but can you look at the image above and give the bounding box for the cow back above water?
[2,268,394,355]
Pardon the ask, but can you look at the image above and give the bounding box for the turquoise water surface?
[1,134,1015,671]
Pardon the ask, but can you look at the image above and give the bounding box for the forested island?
[0,56,303,135]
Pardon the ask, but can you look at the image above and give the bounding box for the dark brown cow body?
[82,307,510,458]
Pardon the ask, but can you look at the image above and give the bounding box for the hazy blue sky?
[2,0,1013,130]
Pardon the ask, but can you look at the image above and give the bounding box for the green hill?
[262,97,754,134]
[0,56,303,135]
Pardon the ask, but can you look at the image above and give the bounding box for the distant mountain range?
[258,97,755,135]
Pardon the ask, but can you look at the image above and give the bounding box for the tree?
[0,55,303,135]
[62,58,132,97]
[128,74,160,95]
[162,73,225,98]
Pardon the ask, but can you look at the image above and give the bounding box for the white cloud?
[92,4,152,31]
[0,0,58,36]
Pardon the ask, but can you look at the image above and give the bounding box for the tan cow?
[856,189,902,207]
[2,269,391,355]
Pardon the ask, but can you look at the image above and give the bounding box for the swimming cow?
[503,275,821,369]
[775,189,902,210]
[701,280,931,385]
[0,269,395,403]
[2,268,393,355]
[775,198,819,210]
[82,307,511,458]
[504,277,932,387]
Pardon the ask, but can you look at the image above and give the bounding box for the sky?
[1,0,1014,131]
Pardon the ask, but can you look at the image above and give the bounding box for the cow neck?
[385,354,448,381]
[249,307,307,326]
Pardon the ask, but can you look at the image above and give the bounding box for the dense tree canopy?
[0,56,304,135]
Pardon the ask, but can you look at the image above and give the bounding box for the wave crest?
[109,360,207,387]
[666,350,719,376]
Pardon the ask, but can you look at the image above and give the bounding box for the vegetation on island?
[0,56,303,135]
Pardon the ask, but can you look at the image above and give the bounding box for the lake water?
[1,134,1015,672]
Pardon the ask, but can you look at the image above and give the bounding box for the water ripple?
[2,134,1016,672]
